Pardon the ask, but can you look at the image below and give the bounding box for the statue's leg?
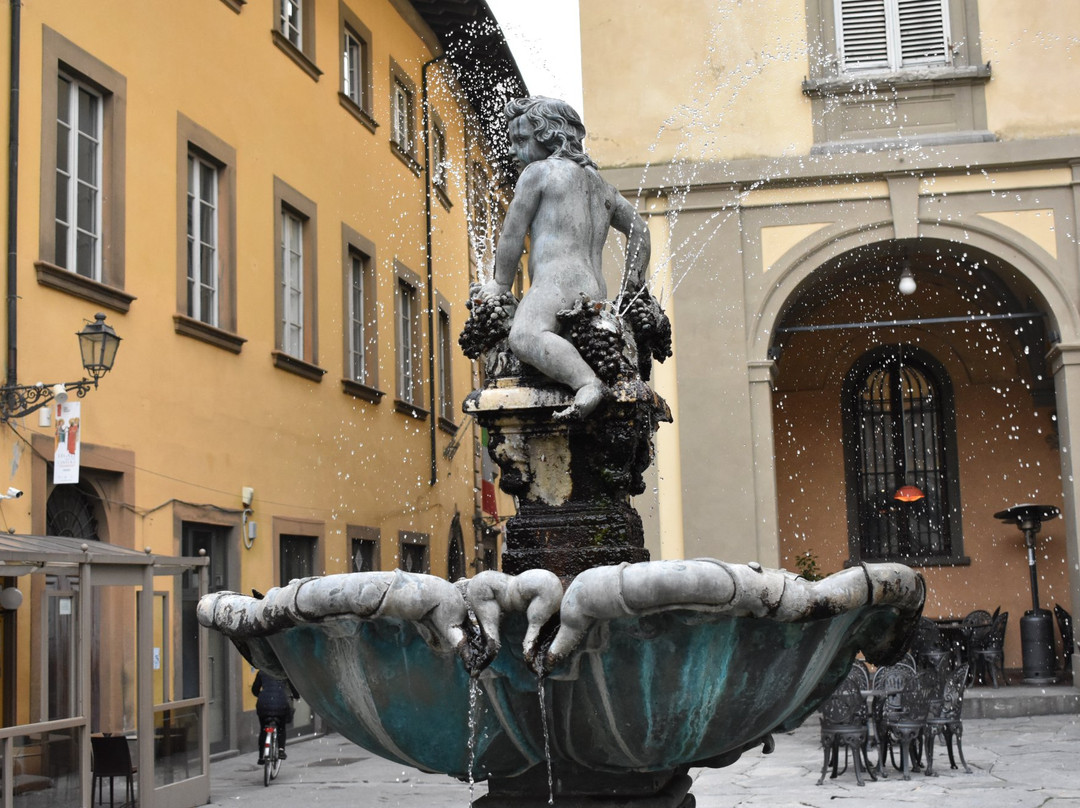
[508,290,606,419]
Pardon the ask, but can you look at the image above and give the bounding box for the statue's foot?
[553,380,607,422]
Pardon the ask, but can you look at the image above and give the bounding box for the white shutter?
[897,0,950,66]
[838,0,890,71]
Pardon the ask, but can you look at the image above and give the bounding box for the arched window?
[842,346,965,564]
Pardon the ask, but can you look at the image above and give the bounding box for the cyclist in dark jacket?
[253,671,299,762]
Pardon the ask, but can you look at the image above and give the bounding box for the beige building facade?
[583,0,1080,671]
[0,0,523,798]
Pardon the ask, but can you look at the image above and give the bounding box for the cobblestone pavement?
[207,714,1080,808]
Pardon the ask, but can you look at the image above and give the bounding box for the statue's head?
[504,97,597,170]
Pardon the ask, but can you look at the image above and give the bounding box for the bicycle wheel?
[263,727,274,787]
[269,728,281,780]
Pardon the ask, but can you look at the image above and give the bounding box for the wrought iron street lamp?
[1,312,121,421]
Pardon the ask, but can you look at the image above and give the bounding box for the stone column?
[1048,343,1080,671]
[748,359,781,568]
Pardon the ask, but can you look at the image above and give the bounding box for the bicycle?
[260,717,283,786]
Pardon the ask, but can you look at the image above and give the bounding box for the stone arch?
[749,218,1080,363]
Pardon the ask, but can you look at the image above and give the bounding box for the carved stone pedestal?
[464,378,670,582]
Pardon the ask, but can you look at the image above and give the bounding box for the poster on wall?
[53,400,81,484]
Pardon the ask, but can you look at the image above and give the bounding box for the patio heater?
[993,504,1060,684]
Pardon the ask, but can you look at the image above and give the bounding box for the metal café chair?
[923,663,972,775]
[91,735,136,807]
[817,664,876,787]
[970,611,1009,688]
[1054,604,1073,672]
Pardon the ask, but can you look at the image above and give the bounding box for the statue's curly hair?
[505,96,597,170]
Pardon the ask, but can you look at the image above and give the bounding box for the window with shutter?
[837,0,950,72]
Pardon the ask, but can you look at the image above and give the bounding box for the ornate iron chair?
[970,611,1009,688]
[91,735,136,807]
[1054,604,1073,672]
[877,666,934,780]
[923,663,972,775]
[817,663,876,787]
[911,617,950,670]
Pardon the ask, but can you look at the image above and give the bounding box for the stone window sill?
[391,142,422,177]
[802,63,991,97]
[271,30,322,82]
[35,260,136,313]
[342,378,384,404]
[394,398,429,420]
[174,314,246,353]
[272,350,326,381]
[338,93,378,133]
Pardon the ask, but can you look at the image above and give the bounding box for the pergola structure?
[0,533,209,808]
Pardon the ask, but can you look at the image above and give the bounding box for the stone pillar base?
[503,500,650,580]
[474,772,693,808]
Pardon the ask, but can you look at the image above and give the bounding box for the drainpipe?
[422,55,445,487]
[6,0,20,390]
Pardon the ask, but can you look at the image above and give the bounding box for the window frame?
[341,223,382,403]
[272,0,321,81]
[842,345,967,567]
[37,27,132,313]
[430,113,451,208]
[801,0,990,150]
[348,525,381,572]
[174,114,243,352]
[389,60,420,173]
[398,530,430,574]
[272,177,324,380]
[339,4,376,131]
[436,294,455,431]
[393,261,427,417]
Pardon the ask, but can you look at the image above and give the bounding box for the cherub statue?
[477,97,652,420]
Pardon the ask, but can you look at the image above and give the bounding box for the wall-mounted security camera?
[3,487,23,499]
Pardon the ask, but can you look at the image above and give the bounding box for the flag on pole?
[480,427,498,518]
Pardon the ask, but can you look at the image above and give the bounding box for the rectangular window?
[392,79,413,155]
[349,249,373,385]
[281,210,304,358]
[437,304,454,424]
[432,122,448,196]
[38,28,129,310]
[187,154,219,326]
[398,531,430,574]
[273,178,322,378]
[836,0,950,73]
[349,525,381,572]
[281,0,302,47]
[55,74,103,280]
[338,5,375,128]
[176,115,241,350]
[397,277,418,405]
[343,29,363,107]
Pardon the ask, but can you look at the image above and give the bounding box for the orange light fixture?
[894,485,925,503]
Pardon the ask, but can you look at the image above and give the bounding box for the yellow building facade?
[0,0,523,785]
[583,0,1080,674]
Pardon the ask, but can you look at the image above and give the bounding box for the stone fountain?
[198,97,925,808]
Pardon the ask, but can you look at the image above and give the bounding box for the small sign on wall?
[53,401,81,485]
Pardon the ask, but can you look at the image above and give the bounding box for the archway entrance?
[769,237,1067,671]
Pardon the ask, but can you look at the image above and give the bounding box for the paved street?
[207,714,1080,807]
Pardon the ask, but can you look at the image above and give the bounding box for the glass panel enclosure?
[12,729,81,808]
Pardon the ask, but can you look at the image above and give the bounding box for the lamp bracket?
[0,377,98,422]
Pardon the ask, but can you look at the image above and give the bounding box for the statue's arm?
[611,192,651,294]
[488,165,544,294]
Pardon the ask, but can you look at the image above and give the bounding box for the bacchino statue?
[479,97,651,419]
[461,97,673,578]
